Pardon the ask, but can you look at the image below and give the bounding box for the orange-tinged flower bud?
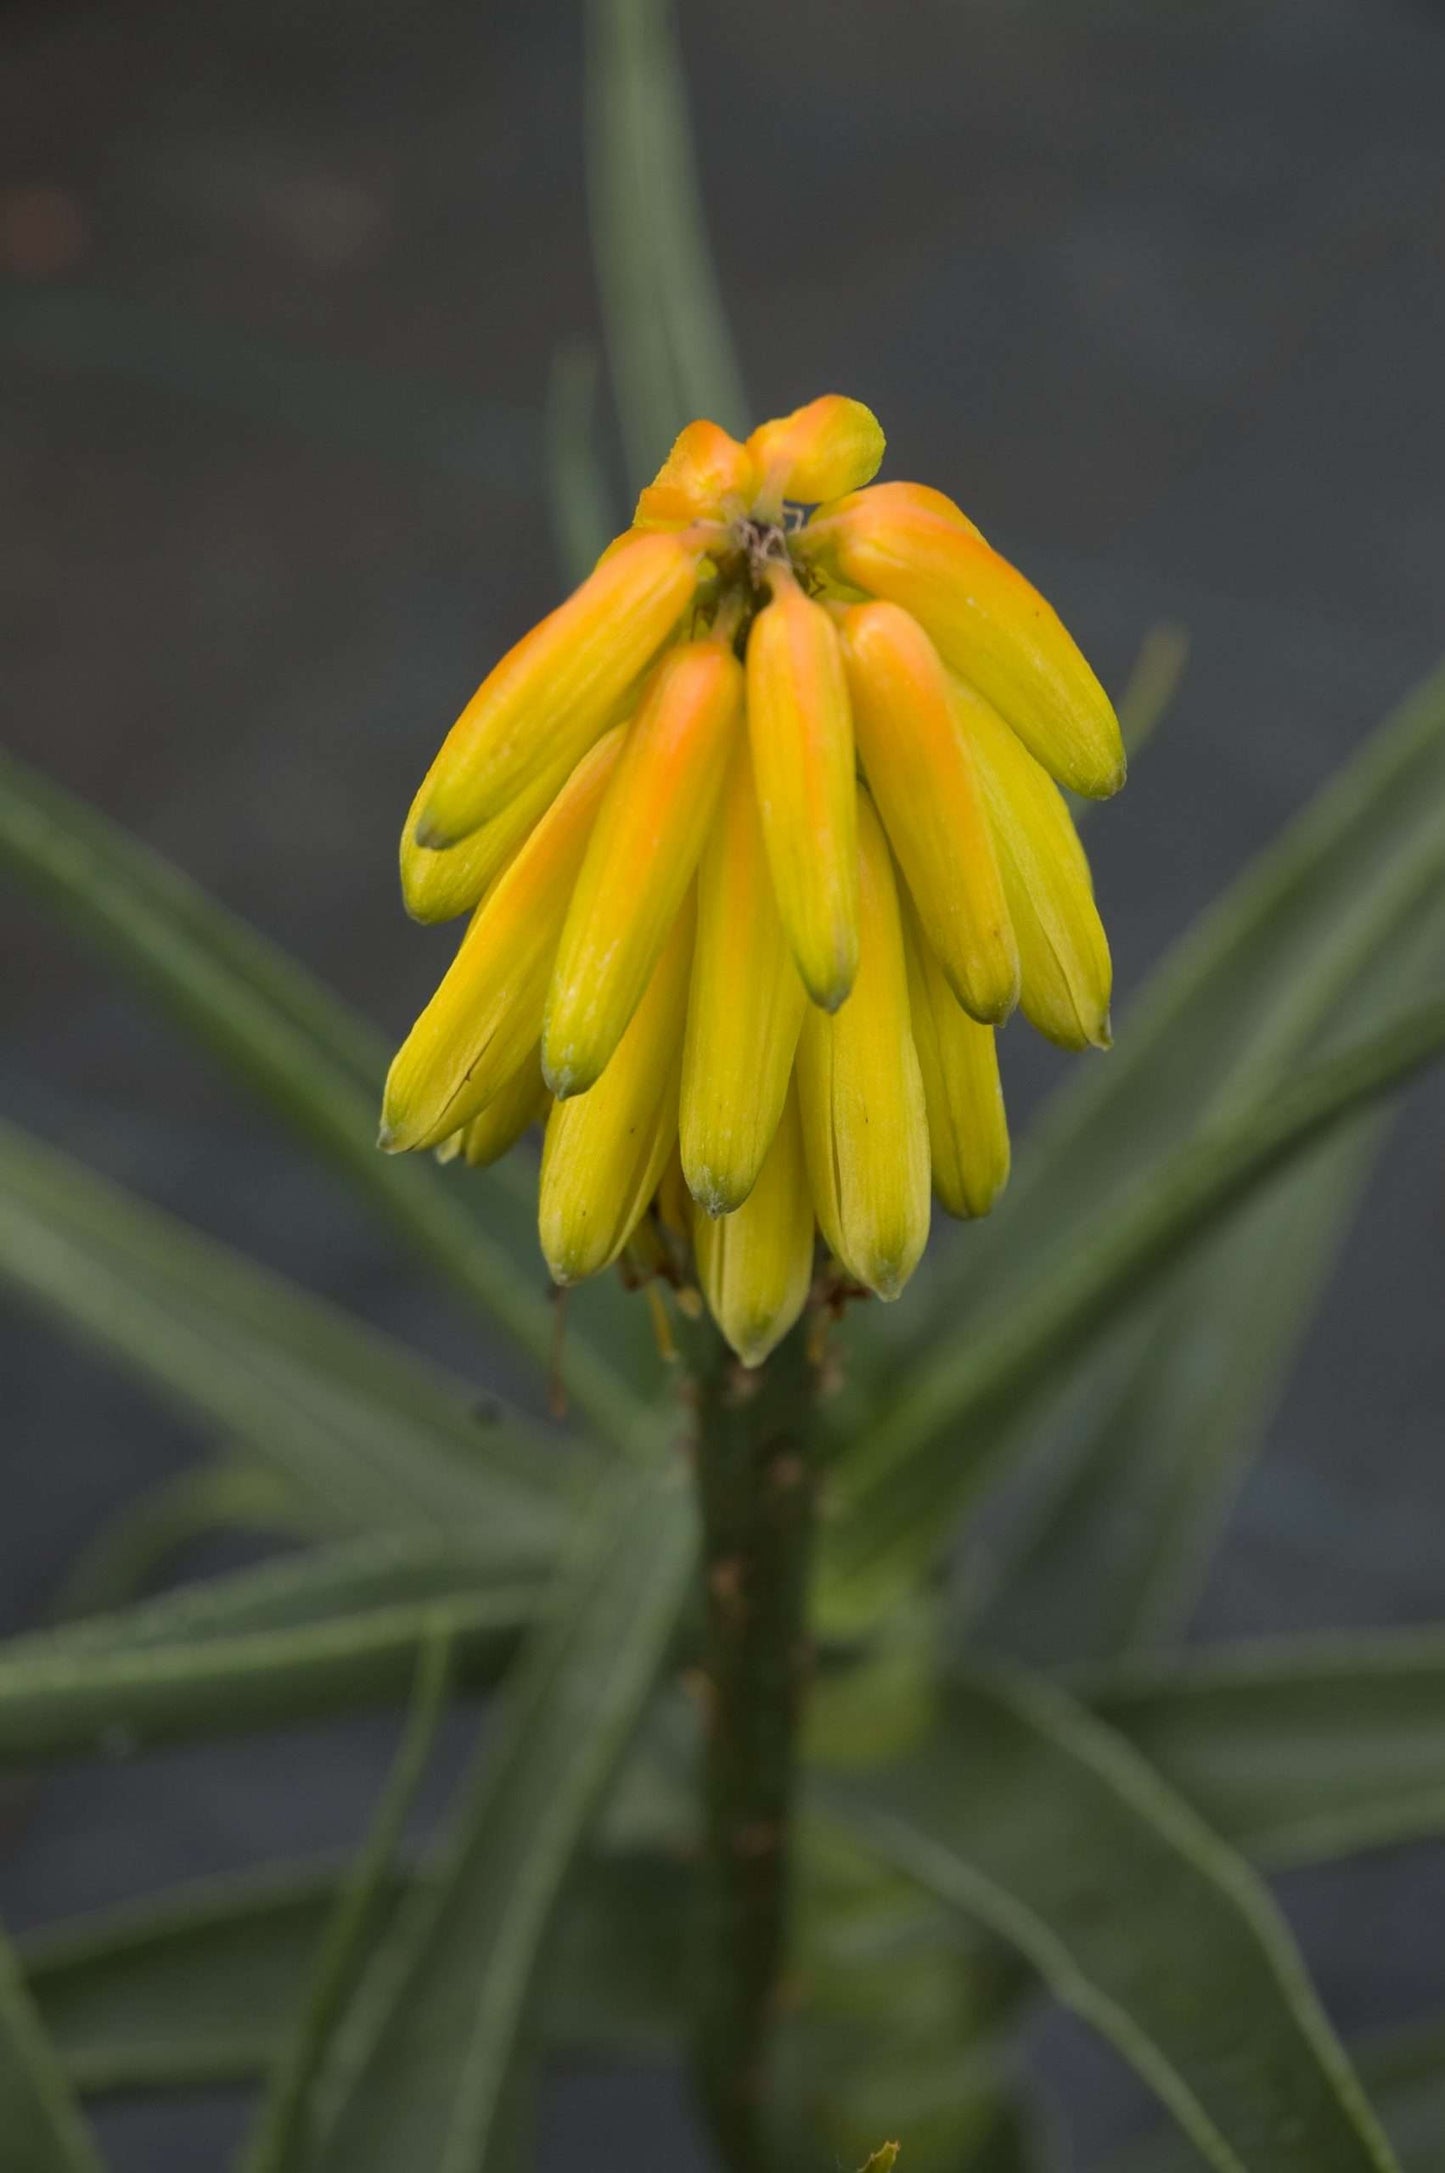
[380,728,624,1152]
[544,637,742,1098]
[458,1051,550,1169]
[414,528,702,847]
[747,395,885,512]
[816,478,984,542]
[746,566,859,1011]
[839,599,1018,1024]
[539,899,694,1283]
[901,897,1009,1218]
[694,1085,815,1368]
[955,678,1112,1050]
[795,796,930,1300]
[805,491,1124,800]
[634,419,757,529]
[680,738,809,1216]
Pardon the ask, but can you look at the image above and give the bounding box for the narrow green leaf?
[1089,1628,1445,1870]
[586,0,747,490]
[23,1849,691,2098]
[545,342,618,584]
[309,1459,695,2171]
[0,1117,572,1549]
[827,1665,1399,2173]
[0,745,656,1445]
[1115,623,1190,765]
[824,997,1445,1603]
[0,1927,102,2172]
[241,1631,454,2173]
[1111,2011,1445,2172]
[0,1553,539,1766]
[971,878,1445,1666]
[972,1134,1376,1666]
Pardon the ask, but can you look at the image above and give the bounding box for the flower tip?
[541,1051,590,1102]
[1092,1010,1114,1051]
[412,808,455,852]
[376,1118,400,1152]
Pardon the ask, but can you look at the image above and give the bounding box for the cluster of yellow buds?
[382,396,1122,1366]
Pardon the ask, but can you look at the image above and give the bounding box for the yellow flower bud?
[839,599,1018,1024]
[746,565,859,1011]
[459,1052,550,1169]
[795,795,930,1300]
[901,898,1009,1218]
[680,738,808,1216]
[539,898,693,1283]
[544,637,742,1098]
[956,678,1113,1050]
[414,528,702,847]
[747,394,884,512]
[380,728,624,1152]
[634,419,757,529]
[805,489,1124,800]
[694,1085,815,1368]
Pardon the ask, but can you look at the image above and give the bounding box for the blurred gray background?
[1,0,1443,2164]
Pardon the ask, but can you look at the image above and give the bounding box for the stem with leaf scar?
[688,1313,822,2171]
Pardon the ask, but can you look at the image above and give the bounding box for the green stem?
[690,1319,821,2170]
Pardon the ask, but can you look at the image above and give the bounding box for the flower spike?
[384,392,1124,1347]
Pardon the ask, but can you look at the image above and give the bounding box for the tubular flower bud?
[457,1052,551,1169]
[634,419,758,529]
[902,897,1010,1219]
[681,739,808,1215]
[539,900,694,1284]
[414,528,703,847]
[694,1086,815,1368]
[381,728,624,1152]
[747,564,860,1011]
[956,677,1113,1050]
[383,394,1123,1348]
[746,395,884,512]
[795,795,930,1300]
[839,599,1018,1024]
[545,637,742,1098]
[803,489,1124,800]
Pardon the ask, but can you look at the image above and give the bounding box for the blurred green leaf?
[1091,1627,1445,1870]
[23,1849,691,2098]
[0,746,656,1445]
[827,1665,1399,2173]
[0,1117,573,1548]
[545,342,618,583]
[823,995,1445,1608]
[1114,623,1191,765]
[586,0,748,490]
[0,1928,101,2172]
[241,1632,453,2173]
[0,1579,533,1768]
[971,864,1445,1667]
[309,1459,694,2171]
[1111,2011,1445,2172]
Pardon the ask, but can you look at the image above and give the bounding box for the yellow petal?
[634,419,757,528]
[745,566,859,1010]
[381,728,624,1152]
[544,636,742,1097]
[804,490,1124,800]
[694,1085,815,1368]
[538,898,693,1283]
[415,527,702,846]
[680,738,808,1216]
[794,795,931,1300]
[955,678,1113,1050]
[747,395,885,512]
[839,599,1018,1024]
[459,1051,551,1168]
[901,898,1009,1218]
